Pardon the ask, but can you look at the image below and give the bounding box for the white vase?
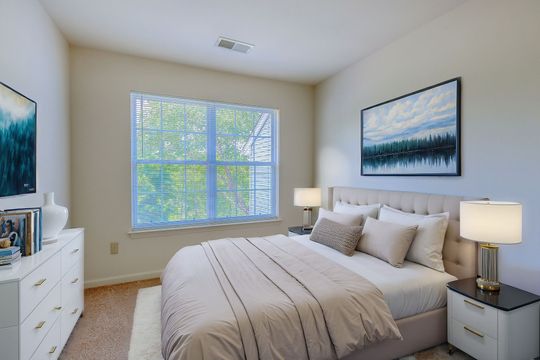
[42,192,69,243]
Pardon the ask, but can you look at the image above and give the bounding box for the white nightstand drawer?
[20,283,62,360]
[30,317,61,360]
[451,319,497,360]
[20,253,61,322]
[452,291,497,339]
[61,234,83,275]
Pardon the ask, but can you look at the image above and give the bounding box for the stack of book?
[0,246,21,268]
[0,208,43,257]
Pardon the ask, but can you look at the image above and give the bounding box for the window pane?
[237,191,255,216]
[137,192,162,224]
[216,191,236,218]
[216,136,236,161]
[185,133,207,161]
[186,165,207,191]
[216,108,235,134]
[162,102,183,131]
[137,164,161,194]
[254,166,272,190]
[255,190,272,215]
[142,99,161,129]
[236,136,252,161]
[236,110,254,136]
[162,132,183,160]
[162,164,184,193]
[162,192,184,222]
[217,166,236,191]
[186,104,206,133]
[254,137,272,162]
[237,166,250,190]
[257,113,272,136]
[185,192,207,220]
[141,131,161,160]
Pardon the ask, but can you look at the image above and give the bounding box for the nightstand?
[447,278,540,360]
[288,226,312,237]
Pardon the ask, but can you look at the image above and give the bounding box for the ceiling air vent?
[216,37,254,54]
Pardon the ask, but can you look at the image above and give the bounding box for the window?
[131,93,278,230]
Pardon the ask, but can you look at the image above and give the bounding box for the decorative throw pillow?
[357,217,418,267]
[333,202,381,223]
[314,208,364,227]
[310,218,363,256]
[378,205,449,272]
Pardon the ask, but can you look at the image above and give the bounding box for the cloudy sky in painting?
[362,81,457,146]
[0,84,35,127]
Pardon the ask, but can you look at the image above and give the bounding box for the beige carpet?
[129,285,473,360]
[60,278,161,360]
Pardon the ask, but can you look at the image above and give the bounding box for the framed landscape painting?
[361,78,461,176]
[0,82,37,196]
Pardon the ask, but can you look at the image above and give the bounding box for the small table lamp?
[294,188,321,231]
[460,201,522,291]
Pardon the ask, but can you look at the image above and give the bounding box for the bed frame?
[328,187,478,360]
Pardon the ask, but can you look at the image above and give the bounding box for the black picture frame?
[0,81,37,197]
[360,77,461,176]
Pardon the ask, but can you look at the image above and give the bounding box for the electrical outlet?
[110,242,119,255]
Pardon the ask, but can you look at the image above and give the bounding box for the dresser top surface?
[448,277,540,311]
[0,228,83,283]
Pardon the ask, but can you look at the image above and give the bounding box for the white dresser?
[0,229,84,360]
[447,278,540,360]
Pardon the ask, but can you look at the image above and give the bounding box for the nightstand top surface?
[288,226,312,235]
[448,277,540,311]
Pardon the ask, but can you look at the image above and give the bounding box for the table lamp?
[460,201,522,291]
[294,188,321,231]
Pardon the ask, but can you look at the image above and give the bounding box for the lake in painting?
[361,79,460,175]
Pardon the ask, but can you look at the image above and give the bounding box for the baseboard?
[84,269,163,288]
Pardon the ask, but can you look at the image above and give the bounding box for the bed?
[161,187,478,360]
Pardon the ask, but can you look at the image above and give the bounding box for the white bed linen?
[291,235,457,320]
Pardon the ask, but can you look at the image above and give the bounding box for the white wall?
[70,47,314,287]
[0,0,70,210]
[315,0,540,294]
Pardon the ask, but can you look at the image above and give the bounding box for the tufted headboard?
[328,187,478,279]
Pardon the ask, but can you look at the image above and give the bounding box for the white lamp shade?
[294,188,321,207]
[460,201,522,244]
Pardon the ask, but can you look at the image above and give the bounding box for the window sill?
[128,217,283,239]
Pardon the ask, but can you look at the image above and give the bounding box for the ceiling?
[39,0,466,84]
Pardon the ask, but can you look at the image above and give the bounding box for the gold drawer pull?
[464,299,484,310]
[464,326,484,338]
[71,248,80,254]
[49,346,57,354]
[71,308,79,315]
[34,278,47,286]
[54,306,62,311]
[35,321,46,329]
[71,277,79,284]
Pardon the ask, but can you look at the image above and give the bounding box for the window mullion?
[207,105,217,220]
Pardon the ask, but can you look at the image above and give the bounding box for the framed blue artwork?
[361,78,461,176]
[0,82,37,196]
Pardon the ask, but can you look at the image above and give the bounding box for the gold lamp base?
[477,243,500,291]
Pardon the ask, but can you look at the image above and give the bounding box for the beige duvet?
[161,235,401,360]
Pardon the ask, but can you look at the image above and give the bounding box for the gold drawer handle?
[35,321,46,329]
[71,308,79,315]
[54,306,62,311]
[464,299,484,310]
[34,278,47,287]
[71,248,80,254]
[49,346,57,354]
[464,326,484,338]
[71,277,79,284]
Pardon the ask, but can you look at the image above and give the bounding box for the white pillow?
[314,208,364,227]
[333,202,381,223]
[378,205,449,272]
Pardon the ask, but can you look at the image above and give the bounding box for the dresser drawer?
[20,283,62,360]
[20,253,61,322]
[451,291,498,339]
[30,317,61,360]
[61,294,83,349]
[61,234,83,274]
[62,262,84,307]
[451,318,497,360]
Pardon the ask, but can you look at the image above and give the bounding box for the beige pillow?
[314,208,364,227]
[310,218,363,256]
[379,205,449,272]
[357,217,418,267]
[333,202,381,224]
